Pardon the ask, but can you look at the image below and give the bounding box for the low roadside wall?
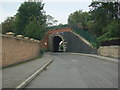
[98,45,120,59]
[2,35,41,67]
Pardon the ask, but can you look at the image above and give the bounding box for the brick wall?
[40,34,49,49]
[98,45,120,59]
[2,35,41,67]
[47,28,72,34]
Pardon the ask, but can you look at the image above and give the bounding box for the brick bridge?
[41,28,97,54]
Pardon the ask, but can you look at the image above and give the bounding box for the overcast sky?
[0,0,92,24]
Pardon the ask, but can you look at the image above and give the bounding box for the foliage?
[70,24,97,46]
[89,2,119,37]
[2,16,15,34]
[68,10,90,30]
[24,20,46,39]
[97,19,120,42]
[67,10,98,47]
[14,2,46,40]
[46,15,58,26]
[67,2,119,47]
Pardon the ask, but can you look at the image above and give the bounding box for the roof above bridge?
[47,28,72,34]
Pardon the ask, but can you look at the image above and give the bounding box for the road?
[25,53,118,88]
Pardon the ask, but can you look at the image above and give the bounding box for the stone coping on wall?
[71,31,93,48]
[2,35,41,44]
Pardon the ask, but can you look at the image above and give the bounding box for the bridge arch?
[52,35,64,52]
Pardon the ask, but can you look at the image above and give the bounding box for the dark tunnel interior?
[53,36,62,52]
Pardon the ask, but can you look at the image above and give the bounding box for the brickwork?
[47,28,72,34]
[98,45,120,59]
[40,34,49,49]
[46,28,97,53]
[2,35,41,67]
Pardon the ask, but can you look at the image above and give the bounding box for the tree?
[89,2,119,37]
[68,10,90,30]
[67,2,119,47]
[2,16,15,34]
[46,15,58,27]
[24,20,45,39]
[88,1,119,46]
[14,1,46,40]
[97,19,120,42]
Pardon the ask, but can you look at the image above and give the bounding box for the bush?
[23,20,45,40]
[98,19,120,43]
[103,20,119,38]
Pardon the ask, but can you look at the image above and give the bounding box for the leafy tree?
[89,2,119,37]
[14,1,46,40]
[68,10,90,30]
[46,15,58,27]
[24,20,45,39]
[2,16,15,34]
[97,19,120,42]
[67,1,119,47]
[88,1,119,46]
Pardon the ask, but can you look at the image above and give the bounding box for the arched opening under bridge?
[53,36,62,52]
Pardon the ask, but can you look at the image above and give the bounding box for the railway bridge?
[41,28,97,54]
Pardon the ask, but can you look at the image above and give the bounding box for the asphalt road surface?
[25,53,118,88]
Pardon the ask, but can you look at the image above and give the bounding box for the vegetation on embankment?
[67,2,119,48]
